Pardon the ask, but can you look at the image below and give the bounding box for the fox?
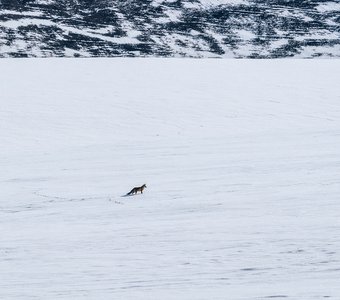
[126,184,147,196]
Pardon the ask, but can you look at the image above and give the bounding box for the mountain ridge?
[1,0,340,58]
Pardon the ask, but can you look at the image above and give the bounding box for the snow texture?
[1,59,340,299]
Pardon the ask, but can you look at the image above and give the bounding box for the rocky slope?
[0,0,340,58]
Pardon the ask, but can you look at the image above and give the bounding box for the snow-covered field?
[1,59,340,299]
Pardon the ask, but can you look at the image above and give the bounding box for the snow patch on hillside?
[316,1,340,12]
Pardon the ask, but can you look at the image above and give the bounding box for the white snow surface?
[316,2,340,12]
[1,59,340,299]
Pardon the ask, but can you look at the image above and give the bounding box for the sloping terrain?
[1,59,340,299]
[0,0,340,57]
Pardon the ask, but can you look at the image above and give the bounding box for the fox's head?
[142,184,147,188]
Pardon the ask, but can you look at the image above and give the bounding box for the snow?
[152,0,247,6]
[0,9,43,17]
[0,18,56,29]
[198,0,247,6]
[1,59,340,299]
[316,2,340,12]
[0,18,141,45]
